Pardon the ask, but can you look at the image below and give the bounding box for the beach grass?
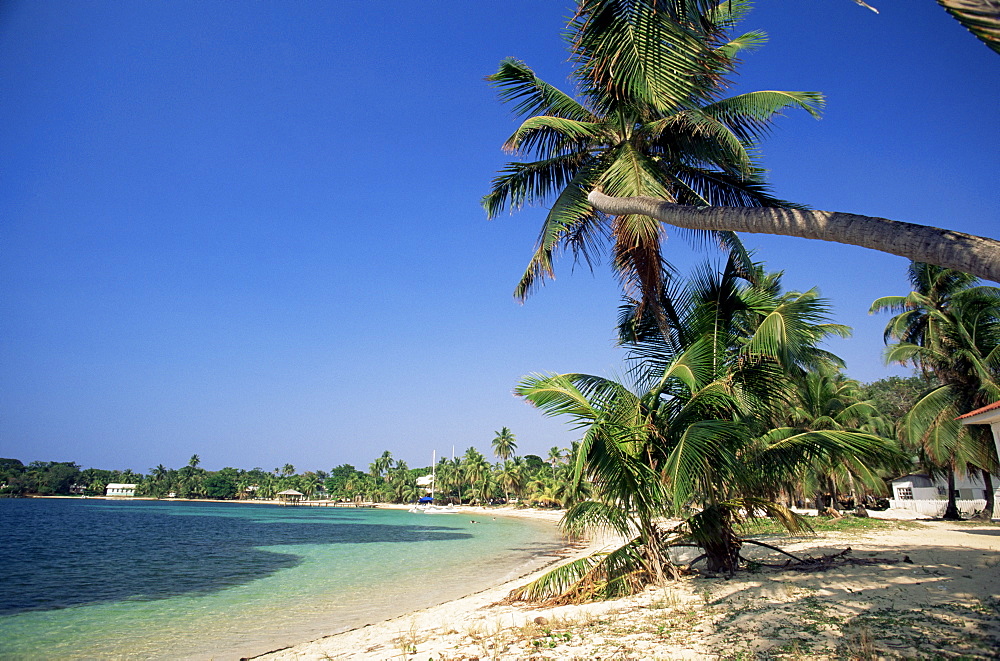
[741,514,924,537]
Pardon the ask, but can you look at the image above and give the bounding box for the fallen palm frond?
[508,535,677,605]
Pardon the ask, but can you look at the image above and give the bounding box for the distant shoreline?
[23,495,574,519]
[23,494,371,506]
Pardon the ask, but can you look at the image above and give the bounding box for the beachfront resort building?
[105,483,136,497]
[890,473,998,502]
[889,472,999,517]
[888,401,1000,518]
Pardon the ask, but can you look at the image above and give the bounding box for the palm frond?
[509,537,651,603]
[482,153,587,218]
[702,90,825,143]
[570,0,718,112]
[504,115,608,157]
[936,0,1000,56]
[514,168,605,300]
[716,29,768,60]
[487,57,595,121]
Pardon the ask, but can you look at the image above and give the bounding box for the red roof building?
[958,401,1000,471]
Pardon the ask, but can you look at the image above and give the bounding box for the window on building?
[937,486,947,496]
[897,486,913,500]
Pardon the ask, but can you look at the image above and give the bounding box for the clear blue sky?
[2,1,997,473]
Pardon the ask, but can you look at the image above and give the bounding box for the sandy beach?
[253,509,1000,660]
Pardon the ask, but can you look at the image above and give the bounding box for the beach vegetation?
[871,262,1000,520]
[510,257,903,602]
[0,460,81,496]
[776,364,904,513]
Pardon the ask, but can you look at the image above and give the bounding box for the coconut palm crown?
[484,0,824,318]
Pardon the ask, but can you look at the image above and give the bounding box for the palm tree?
[434,457,462,503]
[496,458,526,504]
[587,190,1000,283]
[782,364,900,511]
[581,1,1000,282]
[461,448,491,504]
[147,464,170,498]
[485,0,825,319]
[511,258,899,601]
[491,427,518,462]
[300,472,321,499]
[546,446,564,479]
[369,450,393,482]
[387,460,415,503]
[871,263,1000,519]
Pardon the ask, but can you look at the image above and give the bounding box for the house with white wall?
[887,401,1000,518]
[105,483,136,497]
[890,472,999,517]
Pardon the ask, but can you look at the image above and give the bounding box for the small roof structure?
[890,474,934,488]
[957,400,1000,423]
[958,401,1000,464]
[276,489,304,503]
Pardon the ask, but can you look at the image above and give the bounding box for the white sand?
[253,514,1000,660]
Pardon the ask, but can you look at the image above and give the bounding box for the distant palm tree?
[496,459,525,504]
[369,451,393,482]
[546,447,564,479]
[773,364,902,511]
[462,448,491,504]
[435,457,462,503]
[492,427,518,463]
[300,472,320,499]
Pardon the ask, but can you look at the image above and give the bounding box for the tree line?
[0,437,580,505]
[1,352,976,510]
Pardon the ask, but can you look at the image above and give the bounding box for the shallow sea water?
[0,498,563,660]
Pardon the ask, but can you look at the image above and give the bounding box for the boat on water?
[422,504,458,514]
[409,451,458,514]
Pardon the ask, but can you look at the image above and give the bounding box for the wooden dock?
[278,500,377,508]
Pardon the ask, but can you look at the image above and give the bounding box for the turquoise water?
[0,499,563,660]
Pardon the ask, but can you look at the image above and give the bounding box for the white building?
[888,401,1000,518]
[105,483,137,497]
[416,474,434,493]
[889,472,998,517]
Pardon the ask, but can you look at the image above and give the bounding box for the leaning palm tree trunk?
[587,191,1000,283]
